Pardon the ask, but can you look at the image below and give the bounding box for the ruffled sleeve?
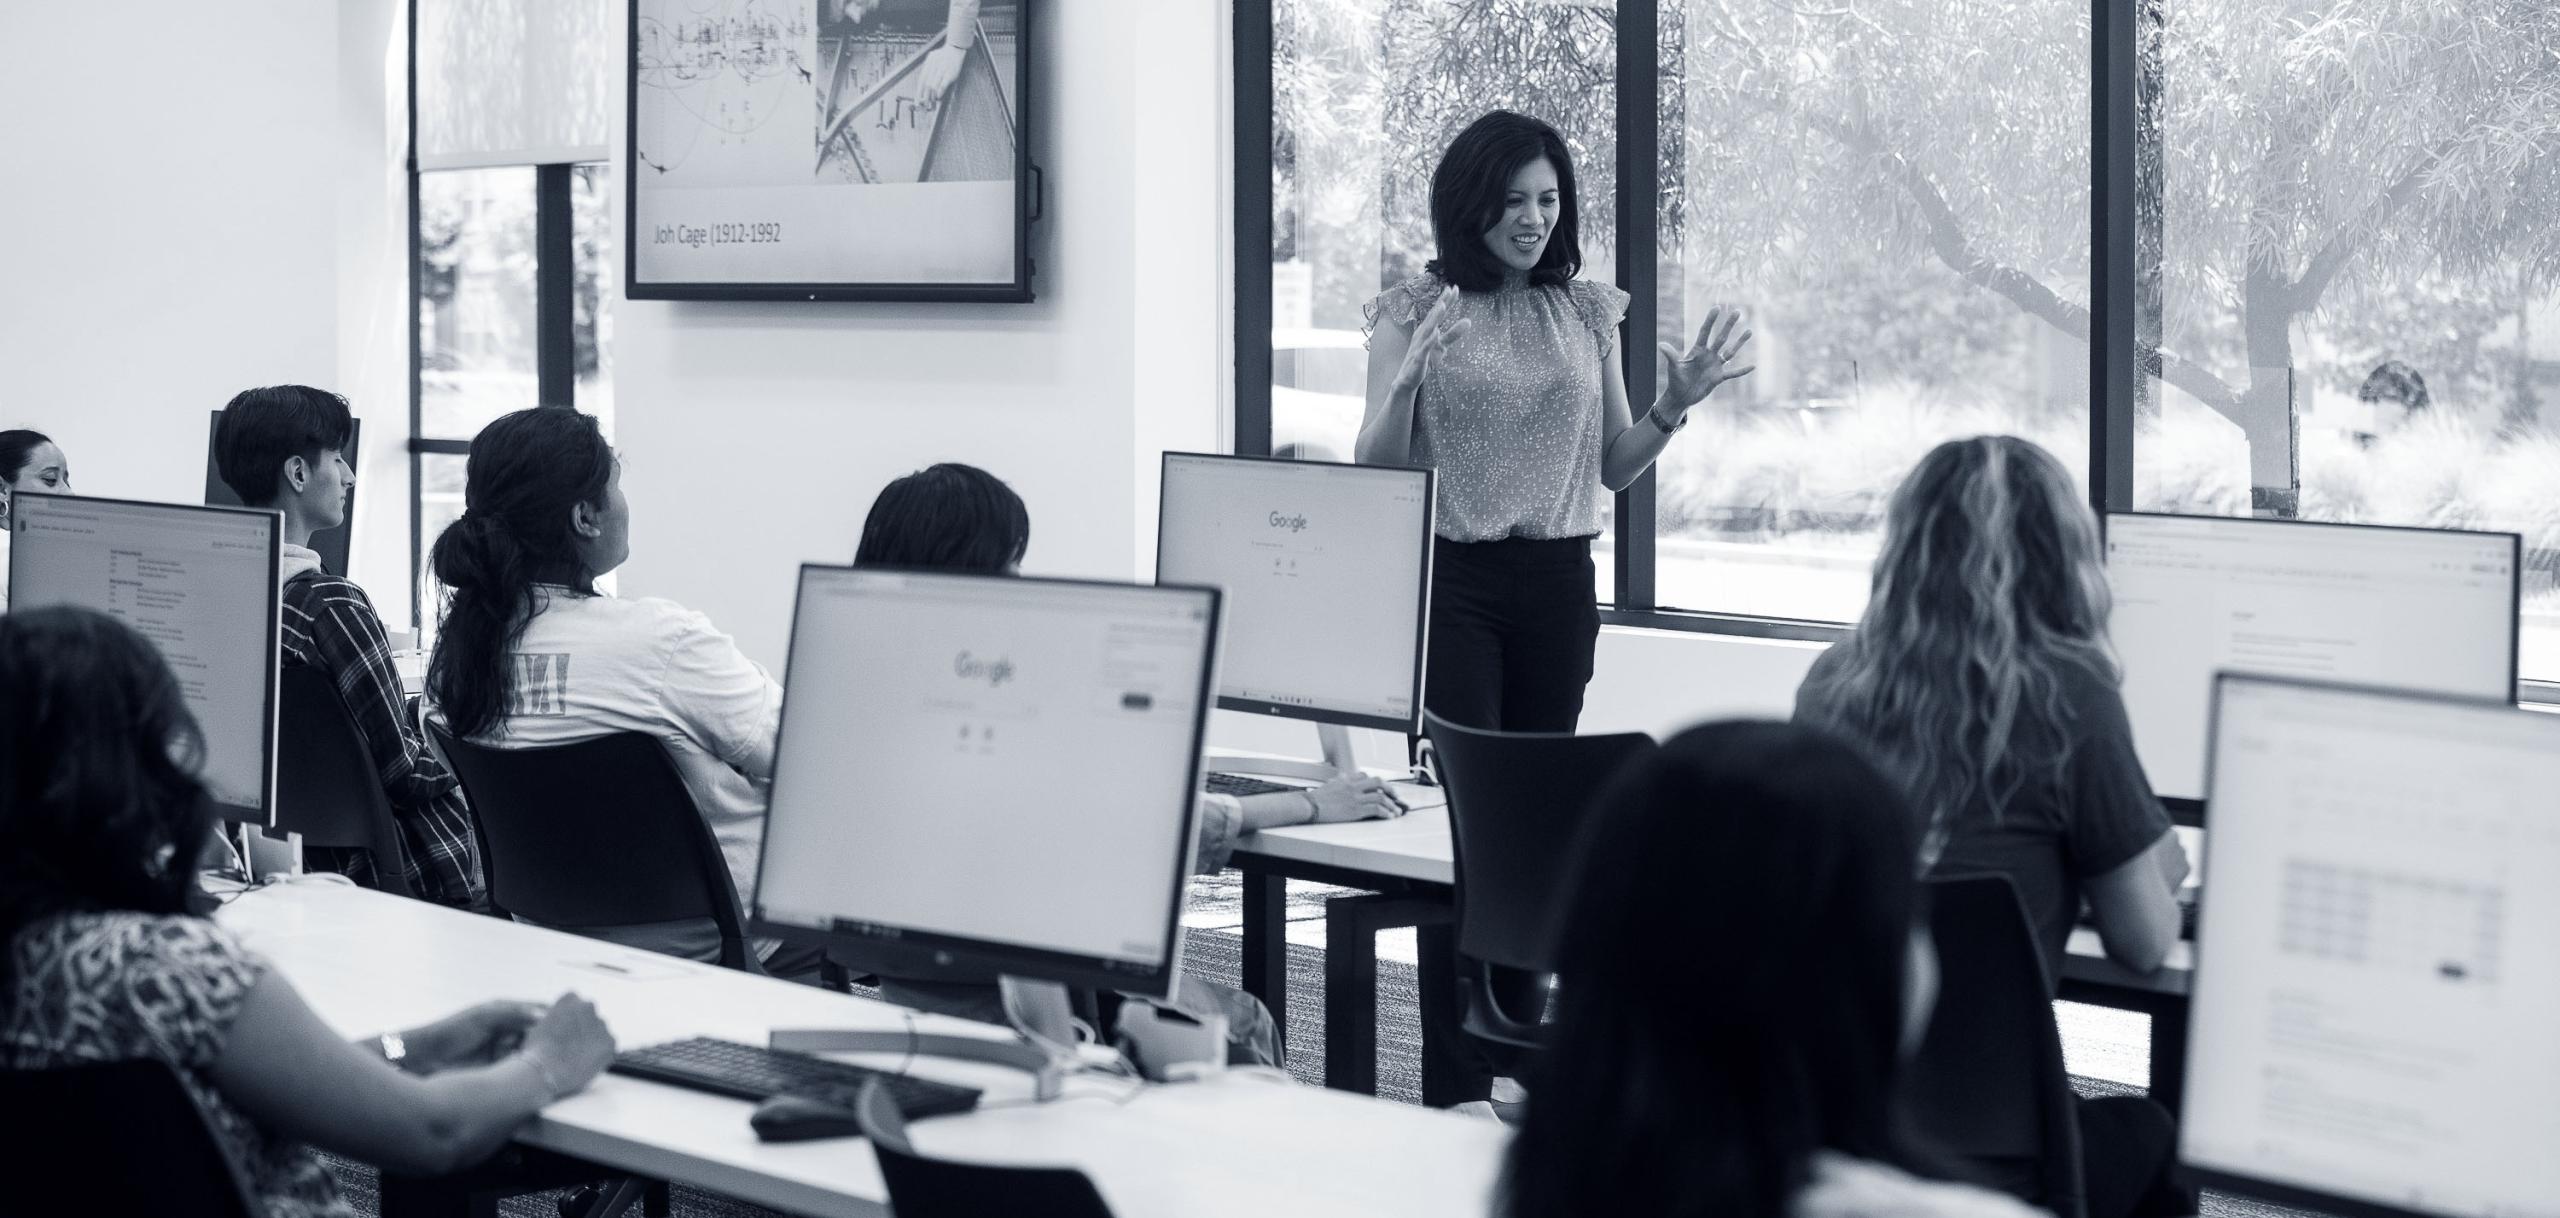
[1361,273,1447,350]
[1568,280,1631,356]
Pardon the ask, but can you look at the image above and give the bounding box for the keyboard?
[610,1036,981,1120]
[1205,771,1300,798]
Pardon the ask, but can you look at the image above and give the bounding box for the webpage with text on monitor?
[8,497,275,815]
[756,571,1214,969]
[2106,515,2513,801]
[1158,455,1429,724]
[2186,679,2560,1218]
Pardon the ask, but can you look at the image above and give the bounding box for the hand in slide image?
[917,0,983,99]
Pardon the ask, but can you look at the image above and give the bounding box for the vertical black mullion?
[406,0,425,633]
[1233,1,1274,456]
[536,163,576,410]
[2090,0,2137,515]
[1615,0,1659,611]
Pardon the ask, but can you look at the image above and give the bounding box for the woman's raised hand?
[1393,285,1475,394]
[1656,306,1756,415]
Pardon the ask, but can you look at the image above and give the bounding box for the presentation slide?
[2185,680,2560,1218]
[757,572,1212,966]
[7,498,275,816]
[630,0,1022,291]
[2107,515,2513,801]
[1159,456,1431,725]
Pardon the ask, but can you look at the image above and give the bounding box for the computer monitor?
[2183,674,2560,1218]
[5,493,282,825]
[1155,452,1431,774]
[2106,512,2518,820]
[749,566,1221,1001]
[205,410,359,577]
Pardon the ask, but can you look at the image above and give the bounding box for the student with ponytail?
[425,407,820,978]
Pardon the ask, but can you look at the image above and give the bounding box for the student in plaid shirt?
[213,387,487,910]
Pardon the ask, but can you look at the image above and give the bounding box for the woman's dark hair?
[0,607,214,1008]
[214,385,355,506]
[427,408,614,740]
[1426,110,1584,292]
[0,429,54,484]
[853,463,1030,574]
[1500,721,1931,1218]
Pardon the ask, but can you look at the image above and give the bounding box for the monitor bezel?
[2184,670,2548,1218]
[747,564,1223,1000]
[6,492,283,827]
[1153,450,1436,735]
[2103,510,2523,826]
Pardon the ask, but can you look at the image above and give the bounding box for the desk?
[1234,814,2199,1112]
[217,883,1505,1218]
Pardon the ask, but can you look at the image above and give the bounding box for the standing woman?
[0,429,73,607]
[1360,109,1752,737]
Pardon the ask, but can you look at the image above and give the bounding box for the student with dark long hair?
[215,386,485,909]
[845,463,1403,1066]
[425,407,819,977]
[0,428,72,605]
[1794,436,2193,1218]
[1360,109,1756,1109]
[0,606,615,1217]
[1502,721,2037,1218]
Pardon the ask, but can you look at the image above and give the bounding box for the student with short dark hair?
[848,463,1404,1065]
[214,387,485,910]
[427,407,822,978]
[0,428,72,606]
[0,606,616,1217]
[1502,721,2039,1218]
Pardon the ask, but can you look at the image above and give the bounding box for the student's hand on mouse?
[1307,773,1402,824]
[403,999,547,1072]
[1393,285,1474,395]
[516,994,616,1098]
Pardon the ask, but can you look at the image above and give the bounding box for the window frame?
[1231,0,2554,704]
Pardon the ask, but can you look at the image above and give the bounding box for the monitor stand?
[769,976,1081,1102]
[1204,722,1360,785]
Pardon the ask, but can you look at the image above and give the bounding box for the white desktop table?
[1232,813,2200,1110]
[217,882,1505,1218]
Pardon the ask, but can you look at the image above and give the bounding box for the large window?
[1240,0,2560,690]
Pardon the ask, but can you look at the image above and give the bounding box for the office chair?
[1910,874,2089,1218]
[1422,711,1656,1060]
[855,1080,1117,1218]
[0,1060,262,1217]
[276,663,421,899]
[428,726,760,971]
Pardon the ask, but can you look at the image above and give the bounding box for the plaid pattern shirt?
[282,568,487,910]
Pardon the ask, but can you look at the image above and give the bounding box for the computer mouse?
[749,1094,866,1143]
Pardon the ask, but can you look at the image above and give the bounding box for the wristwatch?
[1647,405,1688,435]
[379,1030,411,1071]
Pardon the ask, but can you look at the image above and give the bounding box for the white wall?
[1,1,412,604]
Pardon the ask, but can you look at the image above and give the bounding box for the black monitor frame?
[7,492,282,827]
[2184,671,2549,1218]
[747,565,1222,1000]
[1154,450,1435,735]
[2103,510,2522,827]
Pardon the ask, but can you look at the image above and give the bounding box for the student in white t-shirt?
[422,407,821,979]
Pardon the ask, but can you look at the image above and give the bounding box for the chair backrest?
[1423,709,1655,971]
[0,1059,262,1217]
[854,1080,1116,1218]
[275,664,417,898]
[427,724,753,968]
[1910,874,2088,1218]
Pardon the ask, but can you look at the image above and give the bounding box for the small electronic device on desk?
[611,1037,979,1142]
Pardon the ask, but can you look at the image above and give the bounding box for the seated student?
[425,407,821,979]
[0,428,73,605]
[1792,435,2191,1218]
[0,605,616,1216]
[214,387,485,910]
[1501,721,2043,1218]
[851,463,1405,1064]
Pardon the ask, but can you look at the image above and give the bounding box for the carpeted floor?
[320,874,2321,1218]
